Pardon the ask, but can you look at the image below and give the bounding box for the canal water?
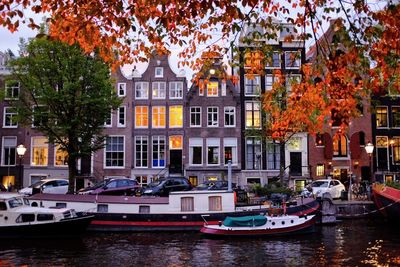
[1,219,399,267]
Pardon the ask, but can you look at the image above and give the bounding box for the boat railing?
[201,214,210,225]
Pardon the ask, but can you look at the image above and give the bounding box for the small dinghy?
[200,214,316,237]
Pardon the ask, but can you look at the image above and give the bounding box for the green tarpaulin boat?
[223,215,267,227]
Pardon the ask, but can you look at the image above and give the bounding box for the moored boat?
[0,193,94,238]
[28,191,320,232]
[200,214,316,237]
[372,183,400,220]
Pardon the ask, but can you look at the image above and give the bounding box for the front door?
[169,150,182,174]
[289,152,302,176]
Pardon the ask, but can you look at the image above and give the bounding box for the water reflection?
[0,220,399,266]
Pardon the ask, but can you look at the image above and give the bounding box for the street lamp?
[16,144,27,190]
[365,142,374,182]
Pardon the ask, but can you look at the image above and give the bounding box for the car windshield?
[312,181,329,188]
[29,180,46,188]
[90,181,107,189]
[147,181,164,187]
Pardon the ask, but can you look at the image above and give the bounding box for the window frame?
[155,67,164,78]
[189,138,203,166]
[152,136,166,168]
[4,80,20,100]
[169,81,184,99]
[135,136,148,168]
[169,105,183,128]
[224,106,236,127]
[207,107,219,127]
[206,138,220,166]
[104,135,125,168]
[151,106,166,128]
[135,106,149,128]
[152,81,166,99]
[3,107,18,128]
[117,106,126,128]
[376,106,388,128]
[1,136,16,166]
[31,136,49,166]
[392,106,400,128]
[245,101,261,129]
[284,51,301,69]
[117,82,126,97]
[244,75,261,96]
[134,82,149,100]
[190,106,202,127]
[54,144,68,167]
[207,81,219,97]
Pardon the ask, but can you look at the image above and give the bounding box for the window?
[286,75,301,93]
[265,74,278,91]
[118,106,126,127]
[189,176,198,186]
[333,134,347,157]
[376,106,388,128]
[315,134,325,147]
[392,107,400,128]
[331,109,342,127]
[190,107,201,127]
[246,137,262,170]
[152,82,166,99]
[247,178,261,184]
[169,135,183,149]
[135,136,148,168]
[266,52,281,68]
[199,82,204,96]
[4,80,19,99]
[169,81,183,99]
[55,145,68,166]
[1,136,16,166]
[244,50,264,69]
[224,107,235,127]
[207,81,218,97]
[32,106,48,128]
[117,83,126,97]
[208,196,222,211]
[155,67,163,78]
[152,136,166,168]
[135,82,149,99]
[244,75,261,96]
[376,136,389,171]
[135,106,148,128]
[37,214,54,221]
[245,101,261,128]
[136,176,148,187]
[316,164,325,177]
[221,81,226,96]
[267,141,280,170]
[169,105,183,128]
[285,51,301,69]
[392,137,400,164]
[97,204,108,212]
[105,136,124,167]
[189,138,202,165]
[104,110,112,127]
[224,138,237,165]
[207,107,219,127]
[31,137,48,166]
[152,106,166,128]
[181,197,194,212]
[3,107,18,128]
[139,205,150,214]
[207,138,220,165]
[287,137,302,151]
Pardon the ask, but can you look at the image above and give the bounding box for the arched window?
[333,134,347,157]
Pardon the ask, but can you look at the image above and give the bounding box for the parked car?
[310,179,345,199]
[142,177,192,196]
[77,178,140,196]
[19,178,69,195]
[194,180,236,191]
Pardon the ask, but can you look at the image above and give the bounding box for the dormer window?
[207,81,218,97]
[155,67,163,78]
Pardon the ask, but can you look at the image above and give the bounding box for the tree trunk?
[67,155,77,194]
[279,141,285,186]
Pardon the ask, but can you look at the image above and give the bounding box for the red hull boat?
[372,183,400,220]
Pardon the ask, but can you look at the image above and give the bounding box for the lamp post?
[16,144,26,190]
[365,142,375,182]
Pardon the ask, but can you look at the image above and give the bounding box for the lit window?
[244,75,261,96]
[190,107,201,127]
[117,83,126,97]
[245,101,261,128]
[1,136,16,166]
[152,136,165,168]
[31,137,48,166]
[189,138,203,165]
[135,106,148,128]
[207,138,220,165]
[392,107,400,128]
[104,110,112,127]
[169,135,183,149]
[152,106,166,128]
[392,137,400,164]
[136,175,148,187]
[118,106,126,127]
[333,134,347,157]
[4,80,19,99]
[169,106,183,128]
[105,136,124,167]
[135,136,148,168]
[152,82,166,99]
[285,51,301,69]
[207,81,218,97]
[135,82,149,99]
[155,67,163,78]
[169,82,183,99]
[315,134,324,147]
[207,107,219,127]
[55,144,68,166]
[224,107,235,127]
[3,107,18,128]
[376,106,388,128]
[316,164,325,177]
[224,138,237,165]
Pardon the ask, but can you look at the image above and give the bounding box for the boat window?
[37,214,55,221]
[208,196,222,211]
[23,198,30,206]
[139,205,150,214]
[16,214,35,223]
[0,202,7,210]
[181,197,194,212]
[97,204,108,213]
[8,198,23,208]
[56,203,67,208]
